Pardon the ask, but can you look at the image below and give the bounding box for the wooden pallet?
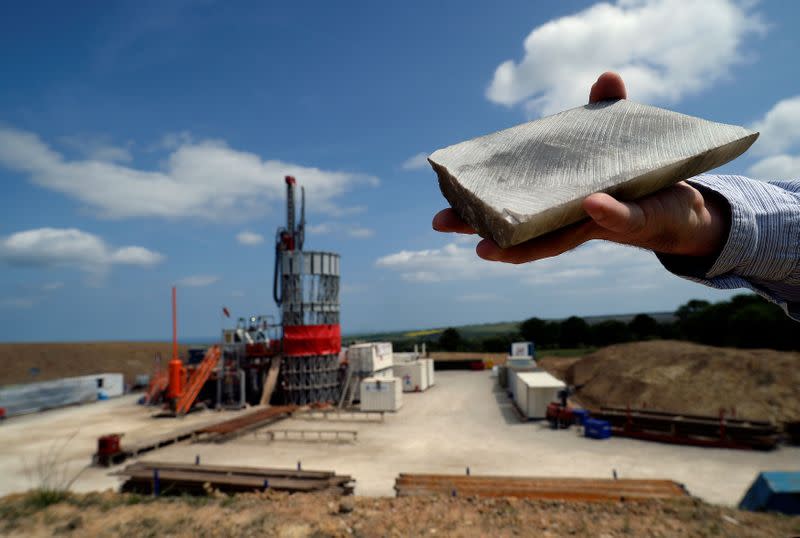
[114,461,354,495]
[395,473,688,502]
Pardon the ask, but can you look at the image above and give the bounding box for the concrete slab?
[1,372,798,506]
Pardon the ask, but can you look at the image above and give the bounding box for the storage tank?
[359,377,402,411]
[513,371,566,419]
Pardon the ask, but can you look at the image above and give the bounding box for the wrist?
[689,186,732,258]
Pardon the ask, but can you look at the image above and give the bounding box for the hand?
[432,72,730,264]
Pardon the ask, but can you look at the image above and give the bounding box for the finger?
[476,220,598,264]
[432,208,476,234]
[582,193,645,237]
[589,72,627,103]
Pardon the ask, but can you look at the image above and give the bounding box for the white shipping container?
[348,342,394,374]
[394,361,428,392]
[359,377,402,412]
[513,372,566,419]
[94,373,124,398]
[424,358,435,386]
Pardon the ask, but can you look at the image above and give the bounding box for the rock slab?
[429,99,758,248]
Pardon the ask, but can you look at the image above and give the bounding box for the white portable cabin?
[348,342,394,375]
[393,360,429,392]
[94,373,124,398]
[359,377,402,411]
[513,371,566,419]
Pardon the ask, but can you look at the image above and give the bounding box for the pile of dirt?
[0,342,190,387]
[542,340,800,423]
[1,490,796,537]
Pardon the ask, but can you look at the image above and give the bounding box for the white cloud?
[0,228,164,276]
[375,239,661,290]
[486,0,765,116]
[307,223,332,235]
[236,231,264,245]
[59,134,133,163]
[0,126,379,220]
[176,275,220,287]
[747,95,800,180]
[41,281,64,291]
[748,154,800,180]
[109,246,164,266]
[347,226,375,239]
[750,95,800,156]
[231,290,245,297]
[402,152,430,171]
[375,242,529,282]
[307,222,373,239]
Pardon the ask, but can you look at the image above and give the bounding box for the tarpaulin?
[283,324,341,357]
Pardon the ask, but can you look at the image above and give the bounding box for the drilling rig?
[272,176,342,405]
[153,176,343,413]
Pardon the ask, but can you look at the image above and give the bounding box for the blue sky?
[1,0,799,341]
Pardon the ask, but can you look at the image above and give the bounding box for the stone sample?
[429,99,758,248]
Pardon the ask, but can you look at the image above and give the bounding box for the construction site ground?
[3,490,799,537]
[2,371,798,508]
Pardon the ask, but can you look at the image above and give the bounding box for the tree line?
[426,294,797,352]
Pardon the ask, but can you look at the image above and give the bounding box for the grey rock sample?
[429,99,758,248]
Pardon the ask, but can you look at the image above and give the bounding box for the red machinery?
[546,388,576,428]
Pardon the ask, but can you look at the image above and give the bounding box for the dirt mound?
[0,342,190,387]
[554,340,800,423]
[1,490,796,537]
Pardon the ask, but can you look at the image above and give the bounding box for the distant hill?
[344,311,676,343]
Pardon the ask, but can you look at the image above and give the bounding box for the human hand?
[432,72,730,263]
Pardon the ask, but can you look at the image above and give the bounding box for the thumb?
[582,193,645,236]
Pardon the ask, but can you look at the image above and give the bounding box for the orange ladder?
[175,346,220,416]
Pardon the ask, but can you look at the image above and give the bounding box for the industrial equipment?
[147,176,343,413]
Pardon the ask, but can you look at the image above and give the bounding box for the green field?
[345,320,522,344]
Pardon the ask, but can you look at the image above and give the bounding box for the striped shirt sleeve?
[655,174,800,321]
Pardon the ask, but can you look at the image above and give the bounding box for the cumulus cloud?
[59,134,133,163]
[748,154,800,180]
[236,231,264,245]
[402,152,430,171]
[375,239,661,291]
[0,126,379,220]
[306,222,373,239]
[748,95,800,180]
[176,275,220,287]
[0,228,164,277]
[486,0,765,116]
